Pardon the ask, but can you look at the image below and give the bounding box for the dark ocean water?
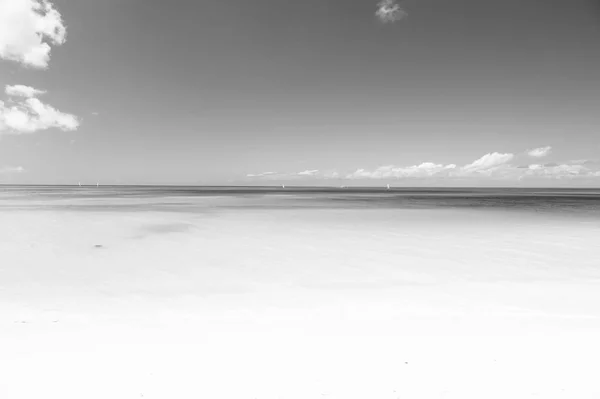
[1,185,600,217]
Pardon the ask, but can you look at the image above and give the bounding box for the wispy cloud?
[521,163,586,179]
[1,85,79,134]
[298,169,319,176]
[0,0,67,68]
[375,0,407,23]
[527,146,552,158]
[246,170,332,180]
[0,166,25,174]
[246,171,278,178]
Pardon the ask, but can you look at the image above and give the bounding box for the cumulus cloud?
[245,149,600,184]
[527,146,552,158]
[0,85,79,133]
[460,152,514,172]
[375,0,407,23]
[0,0,67,68]
[347,162,456,179]
[345,152,518,180]
[298,169,319,176]
[5,84,46,98]
[0,166,25,173]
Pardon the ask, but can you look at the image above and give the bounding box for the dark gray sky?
[1,0,600,185]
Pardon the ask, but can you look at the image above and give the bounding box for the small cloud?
[375,0,407,23]
[0,0,67,68]
[0,166,25,174]
[524,163,585,178]
[322,171,340,179]
[527,146,552,158]
[5,84,46,98]
[246,171,277,178]
[297,169,319,176]
[568,159,598,166]
[461,152,514,172]
[346,162,455,179]
[1,96,79,133]
[91,111,99,116]
[1,84,79,134]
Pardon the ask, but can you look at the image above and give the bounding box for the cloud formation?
[347,162,456,179]
[375,0,407,23]
[1,85,79,133]
[522,163,586,179]
[461,152,514,173]
[5,84,46,98]
[0,0,67,68]
[298,169,319,176]
[0,166,25,174]
[527,146,552,158]
[246,149,600,184]
[246,171,278,178]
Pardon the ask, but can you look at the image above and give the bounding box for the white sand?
[1,206,600,398]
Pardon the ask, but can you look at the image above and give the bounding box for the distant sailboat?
[78,182,81,187]
[386,184,391,190]
[282,184,285,189]
[96,182,99,187]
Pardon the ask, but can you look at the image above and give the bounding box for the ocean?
[1,186,600,399]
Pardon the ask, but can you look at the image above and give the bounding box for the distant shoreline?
[1,184,599,191]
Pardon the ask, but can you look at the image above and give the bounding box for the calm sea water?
[1,185,600,217]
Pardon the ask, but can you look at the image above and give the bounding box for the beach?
[1,187,600,398]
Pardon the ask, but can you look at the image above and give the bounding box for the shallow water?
[1,186,600,398]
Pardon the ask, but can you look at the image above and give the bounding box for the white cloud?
[298,169,319,176]
[0,0,67,68]
[0,166,25,173]
[523,163,586,178]
[1,85,79,133]
[568,159,598,166]
[346,153,517,180]
[461,152,514,172]
[375,0,406,23]
[527,146,552,158]
[246,172,278,178]
[244,150,600,184]
[322,171,340,179]
[5,84,46,98]
[347,162,456,179]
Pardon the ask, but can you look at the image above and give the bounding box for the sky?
[1,0,600,186]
